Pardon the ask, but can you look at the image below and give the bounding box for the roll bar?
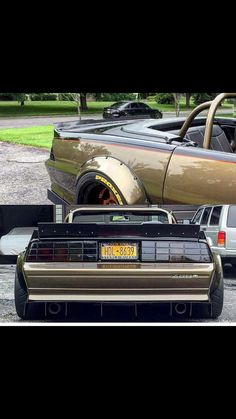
[179,93,236,149]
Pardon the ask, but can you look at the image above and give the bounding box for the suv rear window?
[209,206,222,225]
[191,208,204,224]
[227,205,236,227]
[201,207,212,225]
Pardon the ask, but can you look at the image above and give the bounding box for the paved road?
[0,108,233,129]
[0,142,50,204]
[0,115,101,129]
[0,264,235,323]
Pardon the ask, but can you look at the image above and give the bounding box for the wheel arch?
[76,156,148,205]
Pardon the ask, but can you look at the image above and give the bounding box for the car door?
[142,103,152,116]
[136,103,146,116]
[163,145,236,204]
[129,102,139,116]
[123,103,131,117]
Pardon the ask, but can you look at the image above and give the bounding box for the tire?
[194,276,224,319]
[154,111,162,119]
[76,172,127,205]
[15,267,42,320]
[210,275,224,318]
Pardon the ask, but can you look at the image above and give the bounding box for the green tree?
[57,93,88,117]
[192,93,217,105]
[185,93,191,108]
[15,93,26,106]
[0,93,26,105]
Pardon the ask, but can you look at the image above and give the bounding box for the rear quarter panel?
[47,134,175,204]
[163,147,236,204]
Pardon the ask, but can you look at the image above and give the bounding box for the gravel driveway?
[0,141,51,204]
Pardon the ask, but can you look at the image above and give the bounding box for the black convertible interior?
[160,93,236,153]
[185,123,236,153]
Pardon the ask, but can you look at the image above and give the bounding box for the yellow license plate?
[101,243,137,260]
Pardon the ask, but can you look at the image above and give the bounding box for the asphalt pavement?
[0,108,233,129]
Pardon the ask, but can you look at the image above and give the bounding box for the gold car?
[46,93,236,206]
[14,206,223,320]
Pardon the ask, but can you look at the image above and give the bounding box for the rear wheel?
[154,111,162,119]
[76,172,126,205]
[194,276,224,319]
[210,277,224,318]
[15,268,41,320]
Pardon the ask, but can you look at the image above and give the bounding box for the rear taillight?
[141,240,212,263]
[217,231,226,247]
[26,241,98,262]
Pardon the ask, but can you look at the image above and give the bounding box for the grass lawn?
[0,101,113,117]
[0,100,233,118]
[0,126,53,149]
[0,107,235,151]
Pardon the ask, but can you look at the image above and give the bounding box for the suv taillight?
[217,231,226,247]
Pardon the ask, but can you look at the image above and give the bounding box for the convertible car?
[15,206,223,320]
[46,93,236,205]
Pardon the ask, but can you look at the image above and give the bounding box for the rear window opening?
[227,205,236,227]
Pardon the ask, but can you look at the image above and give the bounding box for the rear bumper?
[23,262,215,302]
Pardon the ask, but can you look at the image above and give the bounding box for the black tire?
[154,111,162,119]
[76,171,126,205]
[210,275,224,319]
[194,276,224,319]
[15,267,42,320]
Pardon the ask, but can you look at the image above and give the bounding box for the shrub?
[147,95,156,101]
[155,93,174,104]
[100,93,136,101]
[192,93,217,105]
[0,93,15,101]
[30,93,58,101]
[0,93,27,101]
[58,93,76,101]
[226,98,236,105]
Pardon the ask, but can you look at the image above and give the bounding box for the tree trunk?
[186,93,191,109]
[95,93,102,101]
[80,93,88,111]
[139,93,149,99]
[20,100,24,106]
[172,93,180,117]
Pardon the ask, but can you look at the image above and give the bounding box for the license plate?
[100,243,137,260]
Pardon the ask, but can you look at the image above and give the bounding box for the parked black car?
[103,101,162,119]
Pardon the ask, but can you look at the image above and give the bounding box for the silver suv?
[191,205,236,268]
